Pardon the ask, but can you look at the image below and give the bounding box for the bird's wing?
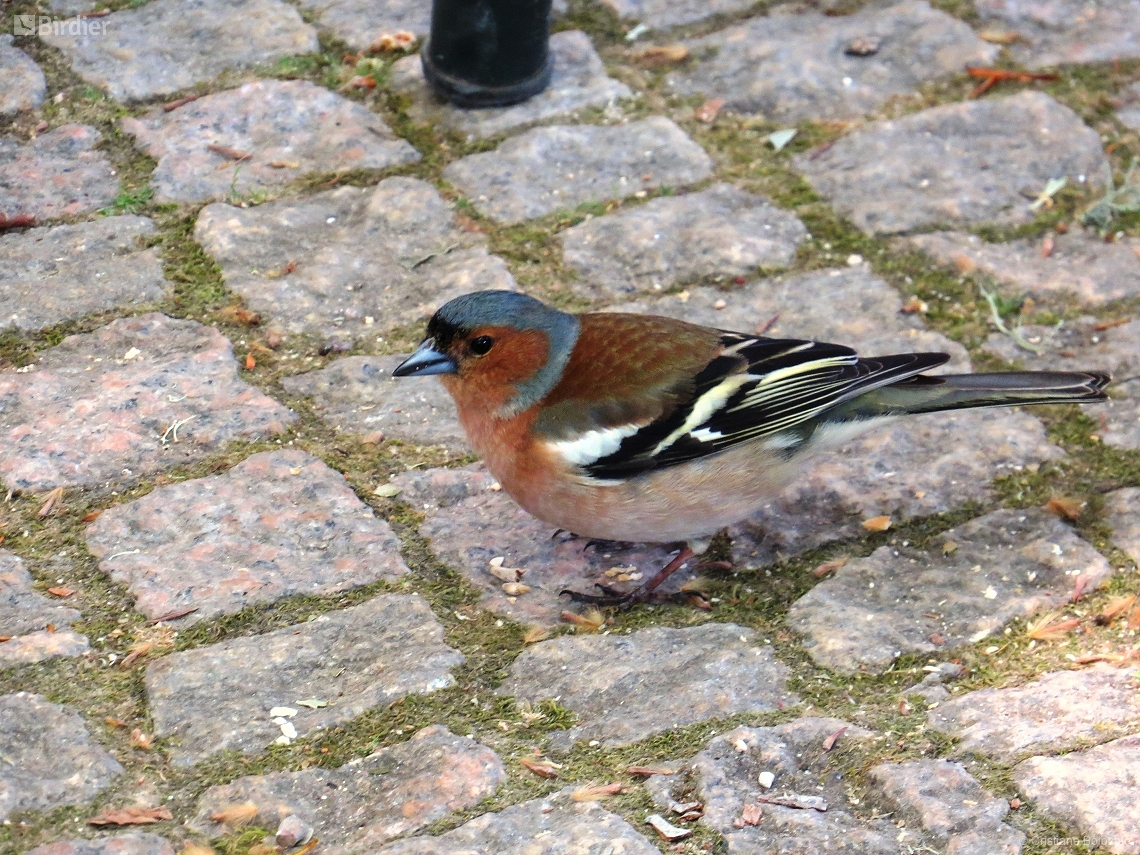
[547,331,948,480]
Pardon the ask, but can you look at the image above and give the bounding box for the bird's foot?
[559,583,711,611]
[559,547,710,611]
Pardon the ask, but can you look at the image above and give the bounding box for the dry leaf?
[898,699,911,715]
[162,94,200,112]
[38,486,64,518]
[572,782,623,801]
[1128,605,1140,631]
[146,606,199,624]
[367,30,415,52]
[1041,234,1055,257]
[1093,318,1131,331]
[1046,496,1083,520]
[822,726,847,752]
[900,296,928,314]
[1096,595,1136,625]
[181,844,215,855]
[862,515,891,532]
[244,352,257,371]
[942,541,958,556]
[292,839,319,855]
[632,43,688,67]
[83,510,103,523]
[812,555,848,577]
[502,582,531,596]
[47,586,75,598]
[216,306,262,326]
[207,143,252,161]
[733,803,763,828]
[209,801,260,827]
[88,806,173,826]
[105,716,128,728]
[343,75,377,90]
[130,728,153,750]
[695,97,725,123]
[121,641,154,668]
[268,160,301,169]
[645,814,692,841]
[627,764,676,777]
[522,626,550,644]
[930,632,946,646]
[756,793,828,811]
[488,557,526,582]
[1027,611,1080,642]
[561,608,604,632]
[844,36,880,56]
[520,757,561,779]
[978,28,1021,44]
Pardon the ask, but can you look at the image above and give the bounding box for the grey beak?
[393,339,458,377]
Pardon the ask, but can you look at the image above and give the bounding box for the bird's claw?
[559,584,711,611]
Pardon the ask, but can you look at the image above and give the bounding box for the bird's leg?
[560,547,708,610]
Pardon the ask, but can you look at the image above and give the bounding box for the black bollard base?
[421,38,553,108]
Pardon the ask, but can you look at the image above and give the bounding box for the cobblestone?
[903,227,1140,306]
[391,31,630,141]
[42,0,319,102]
[195,177,515,346]
[869,759,1025,854]
[281,356,468,453]
[497,623,797,749]
[561,183,807,299]
[666,1,996,123]
[298,0,431,49]
[0,216,166,332]
[371,789,661,855]
[191,726,506,854]
[28,835,175,855]
[644,718,898,853]
[927,665,1140,762]
[0,35,46,117]
[145,594,463,765]
[441,117,713,224]
[794,92,1108,234]
[1014,735,1140,855]
[85,449,407,624]
[1106,488,1140,564]
[0,314,295,492]
[976,0,1140,68]
[0,549,88,667]
[0,125,118,222]
[0,693,123,821]
[121,80,419,204]
[787,508,1112,673]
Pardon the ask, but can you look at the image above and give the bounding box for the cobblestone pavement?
[1,1,1139,854]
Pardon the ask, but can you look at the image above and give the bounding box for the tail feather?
[827,369,1111,420]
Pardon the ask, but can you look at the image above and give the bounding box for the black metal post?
[421,0,553,108]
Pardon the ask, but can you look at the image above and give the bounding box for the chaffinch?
[394,290,1109,606]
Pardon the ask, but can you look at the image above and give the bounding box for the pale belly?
[488,440,813,543]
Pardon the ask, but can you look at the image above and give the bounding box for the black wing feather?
[581,333,948,480]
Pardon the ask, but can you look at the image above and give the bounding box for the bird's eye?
[469,336,494,356]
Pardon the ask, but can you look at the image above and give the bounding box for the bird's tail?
[827,370,1111,420]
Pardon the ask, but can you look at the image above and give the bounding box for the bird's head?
[394,290,580,416]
